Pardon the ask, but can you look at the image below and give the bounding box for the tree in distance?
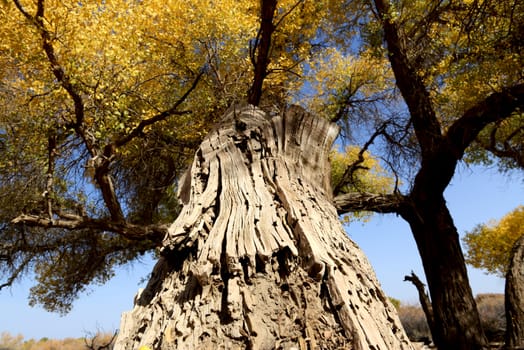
[464,206,524,348]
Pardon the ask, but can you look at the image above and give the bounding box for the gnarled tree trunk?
[505,234,524,349]
[114,105,413,349]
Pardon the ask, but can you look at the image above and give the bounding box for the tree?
[115,104,411,348]
[1,0,411,348]
[1,0,523,348]
[464,205,524,278]
[464,206,524,348]
[505,234,524,349]
[333,0,524,348]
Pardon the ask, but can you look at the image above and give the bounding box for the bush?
[476,293,505,343]
[398,294,506,344]
[0,331,116,350]
[398,303,431,342]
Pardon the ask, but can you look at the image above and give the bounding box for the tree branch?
[10,213,167,244]
[332,121,389,196]
[333,192,406,215]
[12,0,125,221]
[446,83,524,159]
[404,271,437,342]
[114,69,204,148]
[373,0,442,157]
[0,256,32,291]
[247,0,278,106]
[44,131,57,219]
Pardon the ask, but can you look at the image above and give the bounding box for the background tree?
[464,205,524,277]
[331,0,524,348]
[464,206,524,348]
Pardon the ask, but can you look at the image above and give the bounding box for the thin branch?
[44,132,57,219]
[332,121,389,196]
[0,256,32,290]
[273,0,304,31]
[84,330,117,350]
[114,69,205,148]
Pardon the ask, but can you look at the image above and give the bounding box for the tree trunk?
[505,234,524,349]
[114,105,413,349]
[402,197,488,350]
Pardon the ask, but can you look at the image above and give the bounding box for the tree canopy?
[0,0,523,332]
[463,205,524,277]
[0,0,374,313]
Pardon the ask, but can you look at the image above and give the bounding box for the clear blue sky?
[0,165,522,340]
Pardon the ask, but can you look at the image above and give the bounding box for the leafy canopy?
[0,0,383,313]
[0,0,523,314]
[463,205,524,277]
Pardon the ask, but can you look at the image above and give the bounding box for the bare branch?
[84,330,117,350]
[332,121,389,196]
[11,214,167,244]
[404,271,437,342]
[333,192,405,215]
[114,69,205,148]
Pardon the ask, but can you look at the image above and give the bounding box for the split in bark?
[115,105,413,350]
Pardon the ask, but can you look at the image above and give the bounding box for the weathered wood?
[114,105,413,349]
[404,271,437,344]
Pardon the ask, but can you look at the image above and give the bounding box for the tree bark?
[114,105,413,349]
[401,195,488,350]
[505,234,524,349]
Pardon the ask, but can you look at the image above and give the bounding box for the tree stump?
[114,105,413,349]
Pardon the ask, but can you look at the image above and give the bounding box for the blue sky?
[0,164,522,340]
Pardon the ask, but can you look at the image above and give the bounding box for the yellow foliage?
[330,145,395,223]
[302,48,393,120]
[463,205,524,277]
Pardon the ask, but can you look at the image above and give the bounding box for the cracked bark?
[114,105,413,349]
[505,234,524,349]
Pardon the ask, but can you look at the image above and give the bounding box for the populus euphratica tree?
[0,0,412,349]
[464,206,524,348]
[1,0,524,349]
[332,0,524,348]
